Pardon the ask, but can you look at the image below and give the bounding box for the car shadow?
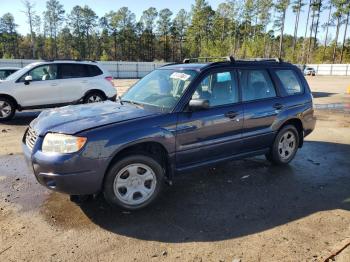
[78,140,350,243]
[312,92,337,98]
[2,111,40,126]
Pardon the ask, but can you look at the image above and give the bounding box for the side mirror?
[24,75,32,85]
[188,99,209,111]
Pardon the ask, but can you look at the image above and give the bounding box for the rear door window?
[275,69,303,95]
[59,64,89,79]
[239,69,276,102]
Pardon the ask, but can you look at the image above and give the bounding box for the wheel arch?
[103,141,173,186]
[278,118,304,148]
[0,93,19,109]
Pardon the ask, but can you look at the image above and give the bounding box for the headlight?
[42,133,87,154]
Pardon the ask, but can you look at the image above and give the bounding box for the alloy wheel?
[87,95,103,103]
[0,100,12,119]
[278,131,296,160]
[113,163,157,206]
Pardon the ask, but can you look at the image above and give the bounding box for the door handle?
[81,80,88,83]
[225,111,239,119]
[273,103,284,110]
[51,83,58,86]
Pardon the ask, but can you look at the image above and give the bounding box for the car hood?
[0,79,9,84]
[30,101,159,135]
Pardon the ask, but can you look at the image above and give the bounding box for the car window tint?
[275,70,303,95]
[19,64,58,82]
[59,64,89,79]
[192,71,238,107]
[0,70,6,80]
[3,70,17,79]
[87,65,103,76]
[239,69,276,101]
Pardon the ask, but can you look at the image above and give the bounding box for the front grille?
[25,127,38,150]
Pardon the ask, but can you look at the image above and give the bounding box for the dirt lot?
[0,76,349,261]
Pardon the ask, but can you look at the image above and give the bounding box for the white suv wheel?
[0,98,15,121]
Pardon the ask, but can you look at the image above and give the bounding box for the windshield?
[5,64,33,81]
[122,69,198,111]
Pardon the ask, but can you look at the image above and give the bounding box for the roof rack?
[183,56,235,63]
[182,56,282,64]
[43,59,97,63]
[234,57,283,63]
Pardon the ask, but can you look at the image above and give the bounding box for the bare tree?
[274,0,290,58]
[292,0,305,59]
[322,2,333,61]
[43,0,65,58]
[302,0,312,63]
[313,0,323,49]
[331,0,345,63]
[258,0,273,57]
[307,0,316,63]
[22,0,36,58]
[340,3,349,62]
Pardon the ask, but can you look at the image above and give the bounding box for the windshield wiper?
[120,99,144,107]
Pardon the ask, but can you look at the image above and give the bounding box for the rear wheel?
[265,125,299,165]
[0,97,16,121]
[103,155,165,210]
[84,92,106,104]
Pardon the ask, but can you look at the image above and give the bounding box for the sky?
[0,0,346,43]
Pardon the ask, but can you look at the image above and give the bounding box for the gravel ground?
[0,76,349,262]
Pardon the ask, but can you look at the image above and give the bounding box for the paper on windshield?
[170,72,191,81]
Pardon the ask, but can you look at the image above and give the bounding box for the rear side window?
[59,64,89,79]
[275,70,303,95]
[87,65,103,77]
[239,69,276,102]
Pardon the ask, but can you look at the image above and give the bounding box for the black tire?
[0,97,16,121]
[83,91,106,104]
[103,154,165,210]
[265,125,300,165]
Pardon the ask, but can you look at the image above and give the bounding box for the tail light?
[105,76,114,87]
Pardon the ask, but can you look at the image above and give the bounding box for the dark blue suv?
[23,57,316,210]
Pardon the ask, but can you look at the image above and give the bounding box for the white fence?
[307,64,350,76]
[0,59,349,77]
[0,59,168,78]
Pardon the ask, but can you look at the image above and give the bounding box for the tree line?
[0,0,349,64]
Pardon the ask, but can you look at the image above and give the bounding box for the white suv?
[0,60,117,121]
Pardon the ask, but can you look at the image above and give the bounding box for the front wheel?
[0,97,16,121]
[265,125,299,165]
[103,155,165,210]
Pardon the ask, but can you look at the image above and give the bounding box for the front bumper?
[22,139,107,195]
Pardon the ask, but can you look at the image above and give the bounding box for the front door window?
[19,64,58,82]
[192,71,239,107]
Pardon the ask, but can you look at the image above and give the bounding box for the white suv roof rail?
[43,59,97,63]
